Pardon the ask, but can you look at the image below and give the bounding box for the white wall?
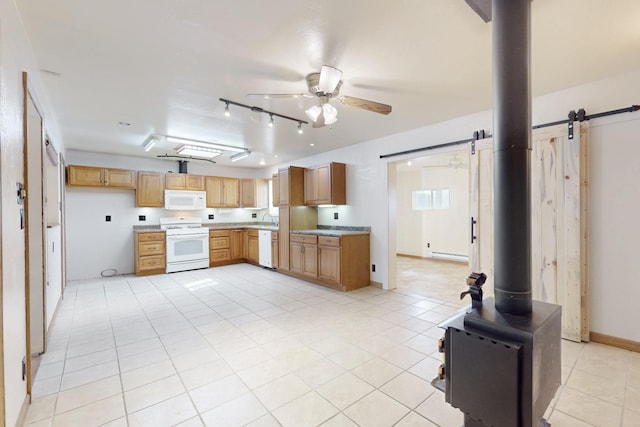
[45,226,63,329]
[396,161,469,258]
[65,151,271,280]
[0,0,65,424]
[275,69,640,342]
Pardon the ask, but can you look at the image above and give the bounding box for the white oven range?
[160,217,209,273]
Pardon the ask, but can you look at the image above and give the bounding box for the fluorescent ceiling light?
[176,144,222,158]
[230,151,250,162]
[166,136,247,153]
[143,136,157,152]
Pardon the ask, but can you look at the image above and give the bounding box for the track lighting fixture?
[219,98,308,134]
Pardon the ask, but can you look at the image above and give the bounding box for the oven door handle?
[166,235,208,241]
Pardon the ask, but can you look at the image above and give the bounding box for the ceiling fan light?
[305,105,322,122]
[323,103,338,124]
[318,65,342,93]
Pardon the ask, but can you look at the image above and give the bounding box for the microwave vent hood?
[164,190,206,210]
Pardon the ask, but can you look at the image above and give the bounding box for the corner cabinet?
[136,172,165,207]
[67,165,136,189]
[206,176,239,208]
[165,173,205,191]
[135,231,166,276]
[304,162,346,206]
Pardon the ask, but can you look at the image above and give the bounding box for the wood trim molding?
[396,253,467,264]
[590,331,640,353]
[369,281,383,289]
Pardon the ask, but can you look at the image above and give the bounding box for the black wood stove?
[431,1,562,426]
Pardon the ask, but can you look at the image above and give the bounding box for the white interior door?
[469,123,589,341]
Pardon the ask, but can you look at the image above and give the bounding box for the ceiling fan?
[248,65,392,128]
[421,154,468,170]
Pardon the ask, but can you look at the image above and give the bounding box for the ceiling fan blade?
[339,96,392,115]
[246,93,312,99]
[318,65,342,93]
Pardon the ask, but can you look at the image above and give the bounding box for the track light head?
[224,102,231,117]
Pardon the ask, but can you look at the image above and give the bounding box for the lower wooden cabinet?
[247,229,259,264]
[318,236,341,284]
[288,232,369,291]
[290,234,318,277]
[135,231,166,276]
[210,229,244,266]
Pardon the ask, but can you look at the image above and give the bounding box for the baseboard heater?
[432,252,468,263]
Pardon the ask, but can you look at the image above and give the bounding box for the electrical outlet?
[427,243,430,248]
[252,213,257,218]
[105,215,111,222]
[208,214,214,220]
[372,264,376,272]
[138,215,146,221]
[334,212,339,220]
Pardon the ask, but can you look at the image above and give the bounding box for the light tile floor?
[24,260,640,427]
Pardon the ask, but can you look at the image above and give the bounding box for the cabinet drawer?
[290,234,318,244]
[247,229,259,238]
[318,236,340,247]
[210,229,230,237]
[138,241,165,256]
[138,232,165,242]
[139,255,165,270]
[210,237,230,249]
[210,249,231,261]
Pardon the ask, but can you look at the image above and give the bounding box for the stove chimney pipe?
[492,0,532,315]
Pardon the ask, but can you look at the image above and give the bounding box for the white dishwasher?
[258,230,272,268]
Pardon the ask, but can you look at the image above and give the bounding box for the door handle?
[471,217,477,244]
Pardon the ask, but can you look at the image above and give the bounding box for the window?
[412,189,450,210]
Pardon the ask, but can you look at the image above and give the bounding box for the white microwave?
[164,190,207,210]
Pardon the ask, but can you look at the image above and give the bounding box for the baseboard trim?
[396,253,467,265]
[590,331,640,353]
[369,280,383,289]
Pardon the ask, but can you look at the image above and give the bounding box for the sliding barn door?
[468,138,494,298]
[469,123,589,342]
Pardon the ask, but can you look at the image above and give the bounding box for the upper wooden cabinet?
[205,176,239,208]
[240,178,268,208]
[272,174,279,208]
[165,173,205,190]
[136,172,165,207]
[304,162,346,206]
[67,165,136,189]
[278,166,305,206]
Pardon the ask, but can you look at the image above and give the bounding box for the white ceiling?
[16,0,640,168]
